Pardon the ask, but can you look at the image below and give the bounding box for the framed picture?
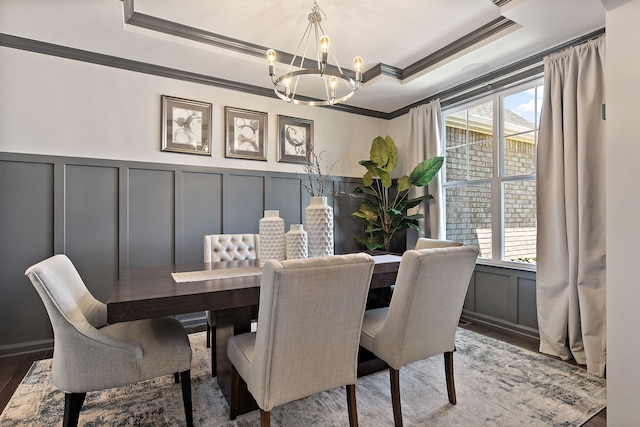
[161,95,212,155]
[278,115,313,164]
[224,107,268,161]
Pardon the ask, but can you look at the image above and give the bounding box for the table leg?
[215,306,259,415]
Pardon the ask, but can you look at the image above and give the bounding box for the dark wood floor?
[0,322,606,425]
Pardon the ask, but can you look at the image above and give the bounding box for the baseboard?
[0,316,207,358]
[0,338,53,358]
[461,311,539,340]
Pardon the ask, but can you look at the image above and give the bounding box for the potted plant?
[353,135,444,251]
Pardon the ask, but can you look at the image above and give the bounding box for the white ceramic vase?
[304,196,334,257]
[285,224,308,260]
[259,210,285,266]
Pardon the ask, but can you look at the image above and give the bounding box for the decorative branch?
[301,150,339,197]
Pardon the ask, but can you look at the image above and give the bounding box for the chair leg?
[180,370,193,427]
[63,392,86,427]
[390,368,403,427]
[346,384,359,427]
[229,364,240,420]
[260,409,271,427]
[444,351,457,405]
[206,321,211,348]
[174,372,180,383]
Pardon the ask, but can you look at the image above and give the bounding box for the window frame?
[441,77,543,271]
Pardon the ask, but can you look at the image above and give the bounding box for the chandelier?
[266,1,362,106]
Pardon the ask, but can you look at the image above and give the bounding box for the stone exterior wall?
[445,127,536,262]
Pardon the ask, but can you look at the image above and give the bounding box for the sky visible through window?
[503,87,543,125]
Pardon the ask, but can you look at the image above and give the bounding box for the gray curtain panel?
[409,99,444,239]
[536,35,606,377]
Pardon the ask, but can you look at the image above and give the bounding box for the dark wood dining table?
[107,254,402,415]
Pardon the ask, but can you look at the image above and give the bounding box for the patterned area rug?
[0,328,606,426]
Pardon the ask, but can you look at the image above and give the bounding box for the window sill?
[476,259,536,272]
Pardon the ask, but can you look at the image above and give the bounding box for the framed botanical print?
[277,115,313,164]
[160,95,212,155]
[224,107,268,161]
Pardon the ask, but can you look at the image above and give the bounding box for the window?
[442,80,542,266]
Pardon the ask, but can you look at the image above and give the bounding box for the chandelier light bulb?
[354,56,363,82]
[320,35,330,69]
[284,78,291,97]
[267,49,276,76]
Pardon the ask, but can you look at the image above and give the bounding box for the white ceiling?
[0,0,606,114]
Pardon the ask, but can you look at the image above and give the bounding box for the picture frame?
[224,107,268,161]
[277,115,314,164]
[161,95,212,156]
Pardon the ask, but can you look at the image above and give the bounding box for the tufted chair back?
[204,234,260,262]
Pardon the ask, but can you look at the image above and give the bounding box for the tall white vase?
[259,210,285,267]
[304,196,334,257]
[286,224,308,260]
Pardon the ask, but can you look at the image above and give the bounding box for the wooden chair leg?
[229,364,240,420]
[180,370,194,427]
[206,321,211,348]
[346,384,359,427]
[63,392,86,427]
[389,368,403,427]
[444,351,457,405]
[260,409,271,427]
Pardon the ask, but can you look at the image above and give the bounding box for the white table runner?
[371,254,402,263]
[171,266,262,283]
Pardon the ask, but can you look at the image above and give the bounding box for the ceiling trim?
[388,27,606,119]
[402,16,517,80]
[492,0,516,7]
[122,0,518,85]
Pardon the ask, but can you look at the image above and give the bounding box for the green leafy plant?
[353,135,444,251]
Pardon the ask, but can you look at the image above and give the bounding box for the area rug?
[0,328,606,426]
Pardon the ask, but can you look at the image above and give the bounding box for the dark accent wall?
[0,151,537,356]
[0,152,363,355]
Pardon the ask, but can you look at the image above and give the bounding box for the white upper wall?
[605,0,640,424]
[0,46,389,178]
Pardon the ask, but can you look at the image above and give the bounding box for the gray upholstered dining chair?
[227,253,376,427]
[414,237,463,249]
[203,233,260,375]
[25,254,193,427]
[359,246,478,427]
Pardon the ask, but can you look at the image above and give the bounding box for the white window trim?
[442,78,542,271]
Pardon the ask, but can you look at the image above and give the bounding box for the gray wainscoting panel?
[474,270,512,321]
[182,171,223,265]
[462,264,538,338]
[332,179,365,254]
[517,277,538,329]
[270,176,303,229]
[226,174,264,234]
[0,160,55,349]
[65,164,119,303]
[128,168,175,268]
